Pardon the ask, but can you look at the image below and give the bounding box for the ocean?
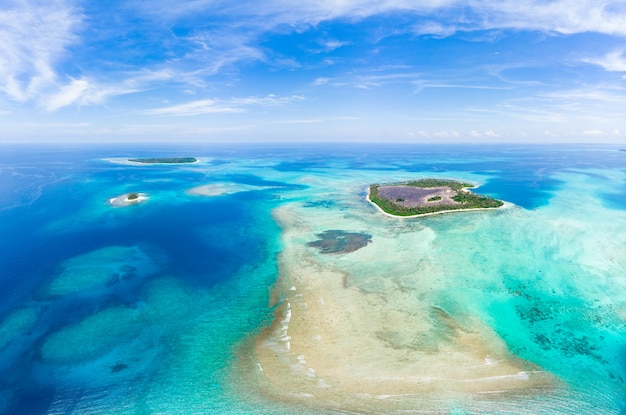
[0,143,624,414]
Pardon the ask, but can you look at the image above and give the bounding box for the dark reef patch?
[110,362,129,373]
[307,230,372,254]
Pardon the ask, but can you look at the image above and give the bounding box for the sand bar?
[187,183,279,197]
[247,204,555,413]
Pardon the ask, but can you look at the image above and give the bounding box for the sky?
[1,0,626,144]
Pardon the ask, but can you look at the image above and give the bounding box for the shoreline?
[366,185,511,219]
[108,193,148,207]
[102,157,202,166]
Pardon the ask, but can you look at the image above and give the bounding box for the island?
[127,157,197,164]
[109,192,148,207]
[368,178,503,216]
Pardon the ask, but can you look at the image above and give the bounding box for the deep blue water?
[0,143,625,414]
[0,145,289,414]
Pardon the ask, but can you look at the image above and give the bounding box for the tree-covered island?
[128,157,197,164]
[368,178,503,216]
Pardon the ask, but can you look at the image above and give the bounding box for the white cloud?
[323,40,351,51]
[125,70,175,88]
[541,87,626,103]
[582,129,605,136]
[125,0,626,90]
[307,39,352,54]
[433,130,461,138]
[412,21,458,37]
[468,129,499,137]
[452,2,620,35]
[407,130,430,138]
[412,80,510,93]
[184,32,265,75]
[41,77,141,111]
[230,94,305,106]
[43,78,89,111]
[351,72,423,88]
[142,99,242,116]
[313,77,330,86]
[4,0,626,116]
[0,0,81,102]
[204,0,626,37]
[583,50,626,72]
[143,94,305,116]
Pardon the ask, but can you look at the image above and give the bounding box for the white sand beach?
[109,193,148,207]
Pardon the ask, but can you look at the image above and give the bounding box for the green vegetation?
[127,192,139,200]
[404,178,473,190]
[128,157,197,164]
[427,195,442,202]
[368,179,503,217]
[451,191,502,208]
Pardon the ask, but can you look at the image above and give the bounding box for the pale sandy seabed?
[240,202,560,414]
[187,183,277,197]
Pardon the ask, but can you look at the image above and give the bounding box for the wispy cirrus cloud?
[583,49,626,72]
[305,0,626,37]
[124,0,626,84]
[540,86,626,104]
[142,99,243,116]
[415,1,626,37]
[0,1,140,111]
[412,80,510,93]
[312,72,424,89]
[175,0,626,37]
[182,31,266,76]
[143,94,305,116]
[3,0,626,130]
[0,0,81,102]
[41,77,142,111]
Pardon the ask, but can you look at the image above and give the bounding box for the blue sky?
[2,0,626,143]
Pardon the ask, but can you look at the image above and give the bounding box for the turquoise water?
[0,144,625,414]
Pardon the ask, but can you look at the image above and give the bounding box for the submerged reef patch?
[43,246,158,297]
[306,230,372,254]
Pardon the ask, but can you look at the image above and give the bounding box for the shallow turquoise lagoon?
[0,144,624,414]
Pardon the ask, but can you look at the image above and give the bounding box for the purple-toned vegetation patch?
[376,186,459,208]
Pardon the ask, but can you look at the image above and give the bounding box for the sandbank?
[187,184,238,197]
[187,183,276,197]
[247,205,555,413]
